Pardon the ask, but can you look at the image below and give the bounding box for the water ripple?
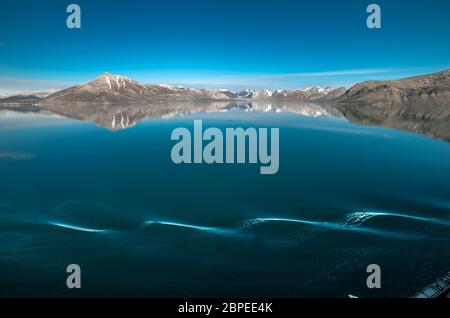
[44,209,449,240]
[345,211,450,227]
[142,214,439,240]
[143,220,237,235]
[47,221,110,233]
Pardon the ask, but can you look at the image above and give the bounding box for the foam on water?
[345,211,450,227]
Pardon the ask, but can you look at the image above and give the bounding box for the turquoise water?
[0,110,449,297]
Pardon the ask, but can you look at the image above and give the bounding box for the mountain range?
[34,72,346,105]
[1,68,449,141]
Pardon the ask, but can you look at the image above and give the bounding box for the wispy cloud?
[168,67,411,90]
[254,68,405,79]
[0,77,73,95]
[0,42,5,47]
[0,152,34,160]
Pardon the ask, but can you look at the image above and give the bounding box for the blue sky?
[0,0,449,93]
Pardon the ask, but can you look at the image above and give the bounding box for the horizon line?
[0,66,448,95]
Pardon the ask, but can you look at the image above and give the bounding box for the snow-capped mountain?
[320,87,348,100]
[254,89,272,99]
[236,89,255,99]
[271,86,346,101]
[42,73,241,104]
[273,86,324,100]
[0,89,60,99]
[2,73,348,105]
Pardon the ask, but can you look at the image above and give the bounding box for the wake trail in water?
[237,217,416,239]
[142,220,237,235]
[47,221,110,233]
[43,210,449,239]
[142,211,448,240]
[345,211,450,227]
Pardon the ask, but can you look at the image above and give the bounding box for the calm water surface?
[0,110,449,297]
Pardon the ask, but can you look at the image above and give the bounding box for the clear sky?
[0,0,449,93]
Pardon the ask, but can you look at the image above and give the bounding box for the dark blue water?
[0,110,449,297]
